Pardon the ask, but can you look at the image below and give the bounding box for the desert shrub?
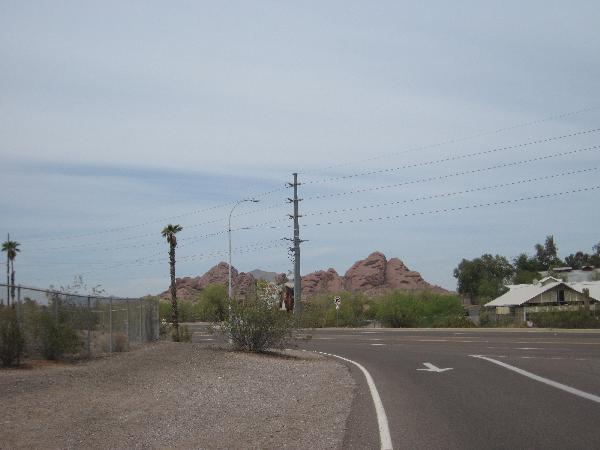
[38,310,82,360]
[159,301,171,322]
[374,291,467,327]
[178,324,192,342]
[194,284,227,322]
[529,310,600,329]
[220,298,296,352]
[0,307,25,367]
[159,318,170,338]
[301,292,370,328]
[113,332,128,352]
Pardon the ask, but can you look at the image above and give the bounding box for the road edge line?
[311,350,393,450]
[470,354,600,404]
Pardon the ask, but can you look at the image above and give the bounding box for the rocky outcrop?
[344,251,387,291]
[160,252,450,301]
[301,268,344,299]
[300,251,450,298]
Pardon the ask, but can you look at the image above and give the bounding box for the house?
[485,277,600,321]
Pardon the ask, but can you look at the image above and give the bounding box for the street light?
[228,199,260,307]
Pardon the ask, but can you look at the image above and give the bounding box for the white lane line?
[515,347,542,350]
[314,350,393,450]
[371,343,386,346]
[417,339,448,342]
[470,355,600,404]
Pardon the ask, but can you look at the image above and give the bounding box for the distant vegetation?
[161,286,470,329]
[453,236,600,305]
[158,283,228,323]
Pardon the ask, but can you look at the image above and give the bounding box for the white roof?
[485,280,600,307]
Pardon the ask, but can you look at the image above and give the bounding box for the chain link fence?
[1,284,159,358]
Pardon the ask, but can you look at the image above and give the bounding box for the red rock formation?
[160,253,451,301]
[301,268,344,299]
[302,251,450,297]
[344,251,387,291]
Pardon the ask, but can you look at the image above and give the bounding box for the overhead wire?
[303,144,600,201]
[300,105,600,175]
[301,167,599,219]
[302,127,600,186]
[305,185,600,228]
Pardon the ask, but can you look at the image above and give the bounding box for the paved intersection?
[299,328,600,450]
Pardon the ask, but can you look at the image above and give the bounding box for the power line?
[301,167,599,218]
[303,144,600,201]
[24,185,288,244]
[302,128,600,186]
[79,239,290,276]
[304,185,600,228]
[300,105,600,175]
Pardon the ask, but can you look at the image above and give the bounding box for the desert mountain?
[160,251,450,300]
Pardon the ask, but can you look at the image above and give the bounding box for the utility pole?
[287,174,303,315]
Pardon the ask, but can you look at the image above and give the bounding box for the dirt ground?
[0,342,354,449]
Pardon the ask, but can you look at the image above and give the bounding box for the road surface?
[298,328,600,450]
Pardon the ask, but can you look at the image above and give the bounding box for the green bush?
[38,310,82,360]
[0,307,25,367]
[300,292,371,328]
[178,324,192,342]
[374,291,468,328]
[529,310,600,329]
[221,298,296,352]
[194,284,227,322]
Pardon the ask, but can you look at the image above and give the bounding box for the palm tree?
[162,224,183,339]
[1,237,20,307]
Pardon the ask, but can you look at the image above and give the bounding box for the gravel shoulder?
[0,342,355,449]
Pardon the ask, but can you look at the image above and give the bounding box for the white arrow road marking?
[417,362,453,373]
[470,355,600,404]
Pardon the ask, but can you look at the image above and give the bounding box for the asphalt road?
[299,328,600,450]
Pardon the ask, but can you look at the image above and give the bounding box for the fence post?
[87,296,92,357]
[109,297,113,353]
[139,298,143,342]
[125,299,129,342]
[54,294,59,321]
[16,285,22,327]
[153,300,160,341]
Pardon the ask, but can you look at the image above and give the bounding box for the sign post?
[334,296,341,327]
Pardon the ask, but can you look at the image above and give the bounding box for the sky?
[1,1,599,297]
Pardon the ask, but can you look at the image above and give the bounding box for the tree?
[1,238,20,307]
[512,253,540,284]
[534,235,562,270]
[591,242,600,268]
[453,254,514,304]
[162,224,183,340]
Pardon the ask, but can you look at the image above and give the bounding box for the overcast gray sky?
[1,1,599,296]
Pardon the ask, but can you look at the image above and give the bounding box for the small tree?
[453,254,514,304]
[0,307,25,366]
[220,298,296,352]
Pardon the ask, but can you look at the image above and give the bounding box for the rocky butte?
[160,251,450,300]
